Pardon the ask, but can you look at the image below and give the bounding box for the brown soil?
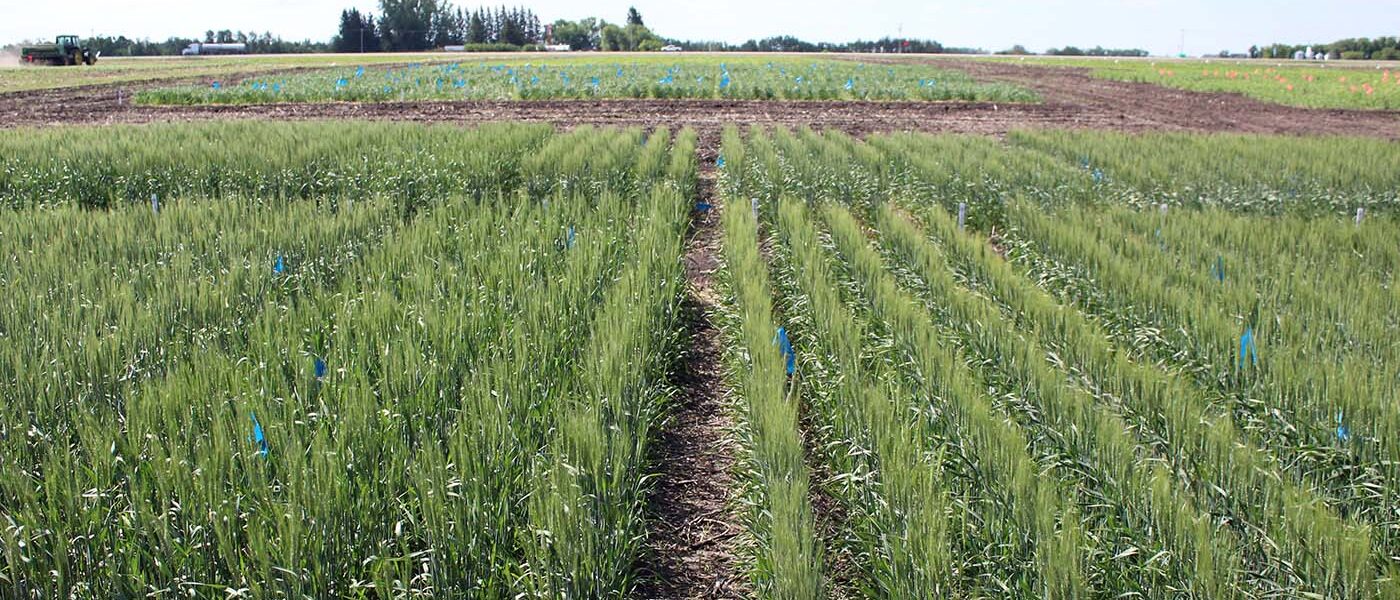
[901,58,1400,138]
[3,59,1397,138]
[0,92,1112,137]
[633,154,749,600]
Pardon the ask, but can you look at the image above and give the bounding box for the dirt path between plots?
[3,58,1399,138]
[634,151,748,600]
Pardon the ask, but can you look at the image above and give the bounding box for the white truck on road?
[182,42,248,56]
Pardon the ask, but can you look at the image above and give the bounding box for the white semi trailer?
[182,42,248,56]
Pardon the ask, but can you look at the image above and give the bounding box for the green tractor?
[20,35,98,66]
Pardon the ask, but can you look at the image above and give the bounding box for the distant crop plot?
[134,56,1039,104]
[0,53,459,94]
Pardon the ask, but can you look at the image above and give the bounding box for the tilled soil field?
[929,59,1400,138]
[2,59,1397,138]
[0,89,1119,136]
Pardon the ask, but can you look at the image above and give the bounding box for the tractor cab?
[59,35,97,65]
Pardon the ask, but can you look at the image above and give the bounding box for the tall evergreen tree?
[335,9,364,52]
[500,7,524,46]
[333,3,568,50]
[467,9,487,44]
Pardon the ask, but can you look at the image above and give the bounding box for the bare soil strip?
[0,91,1115,136]
[930,58,1400,138]
[634,151,748,600]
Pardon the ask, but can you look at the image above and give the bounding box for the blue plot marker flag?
[695,202,713,213]
[1336,411,1350,442]
[774,327,796,375]
[250,412,269,457]
[314,357,327,380]
[716,154,725,169]
[274,255,285,274]
[1212,255,1225,282]
[1238,326,1259,370]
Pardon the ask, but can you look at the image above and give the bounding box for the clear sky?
[5,0,1398,56]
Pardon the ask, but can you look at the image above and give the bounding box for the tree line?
[80,33,325,57]
[338,4,666,52]
[40,3,1175,58]
[333,2,547,52]
[666,36,975,54]
[547,9,665,51]
[1043,46,1148,57]
[1252,36,1400,60]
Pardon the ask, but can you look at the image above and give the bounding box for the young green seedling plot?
[716,126,1399,597]
[0,122,698,598]
[133,57,1038,104]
